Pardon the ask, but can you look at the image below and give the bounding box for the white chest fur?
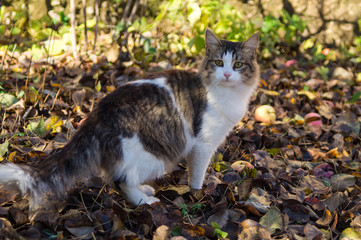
[199,84,256,146]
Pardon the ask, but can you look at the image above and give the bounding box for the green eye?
[215,60,223,67]
[234,62,243,69]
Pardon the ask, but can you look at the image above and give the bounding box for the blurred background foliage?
[0,0,361,67]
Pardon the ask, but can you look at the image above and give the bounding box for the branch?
[70,0,77,58]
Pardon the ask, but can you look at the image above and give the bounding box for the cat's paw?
[143,196,160,205]
[139,185,155,196]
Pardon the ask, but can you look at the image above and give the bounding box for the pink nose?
[224,73,231,79]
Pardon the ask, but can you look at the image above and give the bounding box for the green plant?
[316,66,329,80]
[347,91,361,103]
[211,222,228,239]
[179,202,204,219]
[280,9,306,44]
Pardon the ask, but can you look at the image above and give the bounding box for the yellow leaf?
[294,114,304,124]
[8,151,18,163]
[12,67,22,72]
[95,81,101,92]
[106,85,116,93]
[73,105,81,113]
[259,78,267,87]
[45,115,63,133]
[51,83,62,88]
[298,90,316,100]
[259,88,280,96]
[343,150,349,157]
[326,148,343,159]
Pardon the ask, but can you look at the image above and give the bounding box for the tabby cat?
[0,29,260,208]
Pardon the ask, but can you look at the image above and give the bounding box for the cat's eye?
[214,60,223,67]
[233,62,243,69]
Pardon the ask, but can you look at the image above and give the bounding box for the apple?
[255,105,276,123]
[322,48,330,55]
[304,112,323,137]
[304,113,322,126]
[231,160,254,172]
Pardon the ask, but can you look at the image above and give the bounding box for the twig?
[128,0,139,23]
[90,184,106,210]
[80,192,93,222]
[122,0,133,23]
[50,87,62,111]
[24,58,32,104]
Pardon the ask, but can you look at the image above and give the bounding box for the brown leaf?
[304,223,326,240]
[0,217,20,239]
[332,112,360,135]
[239,219,271,240]
[147,202,169,227]
[316,209,332,227]
[323,192,345,212]
[9,207,29,225]
[207,207,229,228]
[330,174,356,192]
[237,179,253,200]
[153,225,171,240]
[72,89,87,106]
[0,189,18,206]
[180,224,205,240]
[317,103,334,119]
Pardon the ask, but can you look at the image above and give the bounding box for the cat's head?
[200,29,260,88]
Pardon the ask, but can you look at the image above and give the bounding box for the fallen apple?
[304,113,322,126]
[304,112,323,137]
[255,105,276,123]
[231,160,254,172]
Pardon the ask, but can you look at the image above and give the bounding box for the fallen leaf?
[259,206,283,234]
[153,225,171,240]
[304,223,325,240]
[330,174,356,192]
[0,93,18,107]
[332,112,360,135]
[323,192,345,212]
[341,228,361,239]
[26,119,46,137]
[298,90,316,100]
[316,209,332,227]
[207,207,229,228]
[0,140,9,160]
[239,219,271,239]
[312,163,334,179]
[45,115,63,134]
[65,226,94,239]
[180,224,205,240]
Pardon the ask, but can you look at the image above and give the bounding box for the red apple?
[304,113,322,126]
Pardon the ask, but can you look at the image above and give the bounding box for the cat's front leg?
[187,143,215,189]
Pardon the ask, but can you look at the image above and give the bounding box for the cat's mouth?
[219,78,240,86]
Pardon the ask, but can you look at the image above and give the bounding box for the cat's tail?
[0,122,101,209]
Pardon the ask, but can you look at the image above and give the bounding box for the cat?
[0,29,260,209]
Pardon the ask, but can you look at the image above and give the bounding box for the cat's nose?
[224,73,231,79]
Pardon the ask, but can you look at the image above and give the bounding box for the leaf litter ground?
[1,51,361,240]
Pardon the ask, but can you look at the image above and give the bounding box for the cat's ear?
[205,29,221,53]
[241,32,259,54]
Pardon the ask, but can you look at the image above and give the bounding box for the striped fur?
[0,30,260,208]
